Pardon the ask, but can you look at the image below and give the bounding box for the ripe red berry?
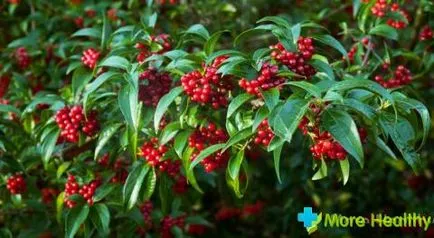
[374,65,412,88]
[215,207,241,221]
[64,174,79,208]
[6,174,26,194]
[41,188,58,204]
[160,215,185,238]
[139,68,172,107]
[187,224,207,235]
[15,47,31,70]
[55,106,99,143]
[158,159,181,178]
[107,8,117,21]
[241,201,265,217]
[172,176,188,194]
[139,201,153,229]
[253,120,274,147]
[181,56,232,109]
[74,17,84,28]
[78,179,101,206]
[81,48,100,69]
[239,62,285,97]
[419,25,433,41]
[140,137,168,167]
[85,9,96,18]
[98,153,110,167]
[371,0,387,18]
[0,75,11,98]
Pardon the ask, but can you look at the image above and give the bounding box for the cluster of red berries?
[189,123,229,172]
[160,215,185,238]
[187,224,207,235]
[15,47,31,70]
[8,0,20,4]
[239,63,286,97]
[374,65,412,88]
[74,17,84,28]
[347,45,358,62]
[140,137,168,167]
[78,180,101,206]
[299,116,367,160]
[253,120,274,147]
[111,158,129,184]
[365,0,409,29]
[136,34,172,63]
[419,25,433,41]
[6,174,26,194]
[64,175,80,208]
[159,0,178,5]
[138,68,172,107]
[159,159,188,194]
[0,75,10,98]
[241,201,265,217]
[181,56,232,109]
[81,48,100,69]
[139,201,153,230]
[270,36,316,78]
[107,8,117,21]
[64,175,101,208]
[172,176,188,194]
[55,106,99,143]
[41,188,58,204]
[215,207,241,221]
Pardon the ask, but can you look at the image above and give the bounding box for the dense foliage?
[0,0,433,237]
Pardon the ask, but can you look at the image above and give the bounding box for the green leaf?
[271,99,310,142]
[234,28,268,48]
[143,168,157,200]
[375,137,397,160]
[93,184,117,202]
[101,13,112,50]
[205,30,228,56]
[223,128,254,151]
[65,205,90,238]
[185,24,210,40]
[272,140,284,183]
[100,56,130,70]
[291,23,301,44]
[147,12,158,28]
[41,128,60,167]
[310,59,335,81]
[189,143,226,170]
[393,92,430,150]
[90,204,110,236]
[72,67,93,100]
[312,34,348,58]
[252,107,269,133]
[228,150,245,180]
[123,163,150,210]
[379,113,421,172]
[312,159,328,180]
[174,130,192,158]
[321,108,364,167]
[282,81,322,98]
[257,16,290,29]
[72,28,102,38]
[83,72,121,112]
[227,93,253,118]
[118,84,139,130]
[369,24,398,40]
[94,123,122,160]
[159,122,181,145]
[0,104,21,116]
[262,88,280,111]
[57,162,71,179]
[154,86,184,131]
[339,159,350,185]
[329,77,394,104]
[339,99,376,120]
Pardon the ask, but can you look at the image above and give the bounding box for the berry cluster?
[78,180,101,206]
[139,137,168,167]
[347,45,358,62]
[139,201,153,230]
[419,25,433,41]
[41,188,58,204]
[299,116,367,160]
[187,224,207,235]
[181,56,232,109]
[215,207,241,221]
[239,63,286,97]
[55,106,99,143]
[136,34,172,63]
[15,47,31,70]
[64,175,79,208]
[111,158,129,184]
[98,153,110,167]
[374,65,412,88]
[0,75,10,98]
[81,48,100,69]
[138,68,172,107]
[159,0,178,5]
[241,201,265,217]
[160,215,185,238]
[270,36,316,78]
[6,174,26,194]
[172,176,188,194]
[365,1,409,29]
[189,123,229,172]
[74,17,84,28]
[253,120,274,147]
[159,159,188,193]
[107,8,117,21]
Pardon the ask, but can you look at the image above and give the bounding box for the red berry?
[15,47,31,70]
[81,48,100,69]
[140,138,168,167]
[419,25,433,41]
[253,120,274,147]
[0,75,11,98]
[215,207,241,221]
[138,68,172,107]
[6,174,26,194]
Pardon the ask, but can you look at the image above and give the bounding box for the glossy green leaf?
[227,93,253,118]
[228,150,244,180]
[123,163,150,210]
[189,143,226,170]
[90,204,110,236]
[154,86,184,131]
[94,123,122,160]
[369,24,398,40]
[339,159,350,185]
[65,205,90,238]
